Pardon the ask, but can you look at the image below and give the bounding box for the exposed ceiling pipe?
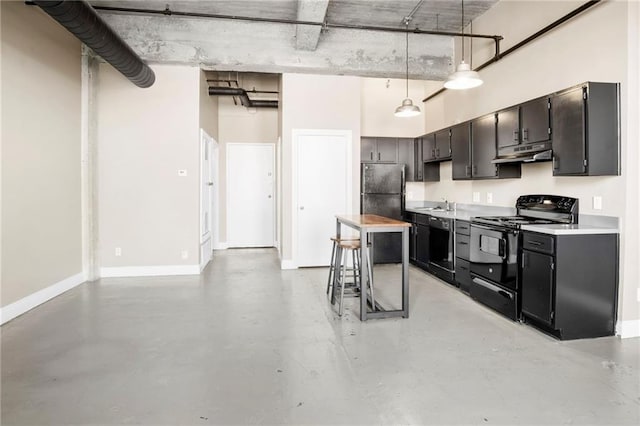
[92,4,503,42]
[208,87,278,108]
[32,0,155,88]
[422,0,601,102]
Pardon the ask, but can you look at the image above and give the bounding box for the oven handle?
[472,277,513,300]
[471,223,502,232]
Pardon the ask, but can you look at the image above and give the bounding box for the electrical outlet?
[115,247,122,257]
[181,250,189,259]
[487,193,493,204]
[473,192,480,202]
[593,196,602,210]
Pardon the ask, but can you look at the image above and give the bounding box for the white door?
[227,143,275,247]
[200,129,216,270]
[295,130,352,267]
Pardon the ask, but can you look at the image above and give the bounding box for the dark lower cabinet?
[521,231,619,340]
[454,220,471,293]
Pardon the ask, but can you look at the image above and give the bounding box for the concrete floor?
[2,248,639,425]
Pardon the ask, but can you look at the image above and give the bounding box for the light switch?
[593,196,602,210]
[473,192,480,202]
[178,170,187,176]
[115,247,122,257]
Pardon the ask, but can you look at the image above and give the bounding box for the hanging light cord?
[405,25,409,97]
[461,0,465,63]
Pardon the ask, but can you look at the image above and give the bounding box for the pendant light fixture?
[444,0,483,90]
[395,18,421,117]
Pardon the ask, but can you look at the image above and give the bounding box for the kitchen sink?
[414,207,446,212]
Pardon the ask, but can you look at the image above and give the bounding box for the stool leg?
[365,248,375,311]
[339,248,348,316]
[352,249,360,293]
[331,245,342,305]
[326,240,337,295]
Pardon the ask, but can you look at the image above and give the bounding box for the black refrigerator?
[361,163,405,264]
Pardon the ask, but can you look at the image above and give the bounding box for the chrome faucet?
[442,198,450,211]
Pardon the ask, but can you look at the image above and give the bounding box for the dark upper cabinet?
[398,138,422,182]
[496,97,550,152]
[521,97,551,144]
[422,133,436,162]
[496,106,520,150]
[435,129,452,160]
[361,137,398,163]
[551,82,620,176]
[471,114,499,179]
[451,122,472,180]
[423,130,451,162]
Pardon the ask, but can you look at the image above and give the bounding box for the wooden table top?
[336,214,411,228]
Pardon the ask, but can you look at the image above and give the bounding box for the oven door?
[470,224,518,290]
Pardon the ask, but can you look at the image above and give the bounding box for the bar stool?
[326,236,359,297]
[331,239,375,316]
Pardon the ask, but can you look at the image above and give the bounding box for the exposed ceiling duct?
[33,0,155,88]
[208,87,278,109]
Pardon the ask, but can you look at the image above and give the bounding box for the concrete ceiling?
[89,0,499,80]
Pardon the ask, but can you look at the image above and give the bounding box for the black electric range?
[468,195,579,320]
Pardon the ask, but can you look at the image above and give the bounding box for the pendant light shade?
[395,98,421,117]
[444,61,483,90]
[395,19,421,118]
[445,0,483,90]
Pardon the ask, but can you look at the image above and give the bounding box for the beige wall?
[215,73,279,243]
[199,69,218,142]
[421,0,640,328]
[96,64,201,268]
[361,77,425,137]
[1,2,82,306]
[280,73,361,261]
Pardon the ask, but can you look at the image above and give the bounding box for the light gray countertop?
[404,203,619,235]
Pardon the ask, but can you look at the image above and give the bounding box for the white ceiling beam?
[295,0,329,51]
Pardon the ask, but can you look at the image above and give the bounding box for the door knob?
[300,206,305,210]
[207,182,214,186]
[268,195,272,198]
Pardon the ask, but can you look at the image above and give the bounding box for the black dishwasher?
[414,214,430,270]
[428,216,455,284]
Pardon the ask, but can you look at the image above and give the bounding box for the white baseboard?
[616,320,640,338]
[100,265,200,278]
[280,259,297,270]
[213,242,229,250]
[0,272,85,325]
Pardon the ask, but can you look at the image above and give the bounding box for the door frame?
[226,142,276,248]
[291,129,353,268]
[199,129,219,270]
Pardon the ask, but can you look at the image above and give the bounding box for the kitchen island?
[335,214,411,321]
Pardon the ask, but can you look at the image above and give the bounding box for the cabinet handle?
[458,241,468,245]
[370,152,373,160]
[522,128,529,141]
[522,252,527,268]
[528,241,543,246]
[552,156,558,170]
[473,165,477,175]
[432,149,436,157]
[436,148,440,157]
[513,129,519,141]
[378,152,381,161]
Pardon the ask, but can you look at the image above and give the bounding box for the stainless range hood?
[491,149,553,164]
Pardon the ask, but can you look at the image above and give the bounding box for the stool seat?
[337,240,361,250]
[330,236,359,243]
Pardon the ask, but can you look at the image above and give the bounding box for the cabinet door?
[522,250,555,325]
[422,133,436,161]
[435,129,451,159]
[451,122,471,180]
[521,97,550,144]
[415,137,424,181]
[376,138,398,163]
[496,106,520,150]
[361,137,376,163]
[552,88,586,175]
[471,114,498,178]
[397,138,415,181]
